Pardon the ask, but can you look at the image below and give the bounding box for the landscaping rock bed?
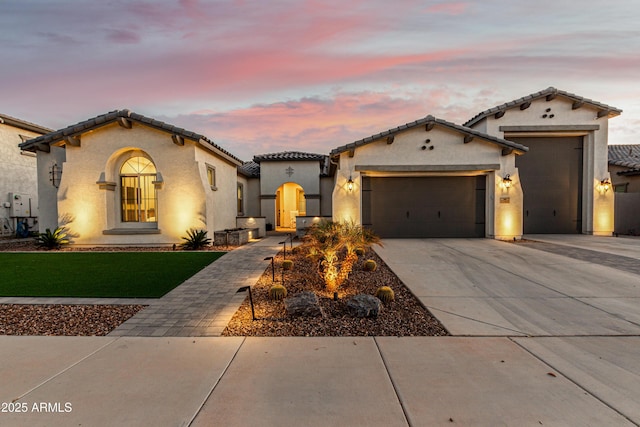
[222,248,449,337]
[0,304,145,336]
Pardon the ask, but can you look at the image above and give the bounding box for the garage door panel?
[364,176,484,238]
[514,137,583,234]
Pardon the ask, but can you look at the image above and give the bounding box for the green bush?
[35,227,70,250]
[375,286,395,303]
[180,229,211,250]
[269,284,288,300]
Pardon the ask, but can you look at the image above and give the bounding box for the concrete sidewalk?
[0,336,637,426]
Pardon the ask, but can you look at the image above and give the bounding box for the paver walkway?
[108,237,284,337]
[520,240,640,275]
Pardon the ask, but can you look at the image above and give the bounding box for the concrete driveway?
[375,237,640,336]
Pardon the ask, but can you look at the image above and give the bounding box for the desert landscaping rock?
[0,304,145,336]
[223,248,449,337]
[347,294,383,318]
[285,291,324,317]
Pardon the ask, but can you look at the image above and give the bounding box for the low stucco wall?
[614,193,640,235]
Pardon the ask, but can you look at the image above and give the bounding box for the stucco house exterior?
[464,87,620,237]
[0,114,52,235]
[19,110,242,245]
[331,88,620,239]
[608,144,640,234]
[19,87,622,245]
[239,152,332,231]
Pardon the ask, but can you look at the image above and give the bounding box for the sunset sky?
[3,0,639,161]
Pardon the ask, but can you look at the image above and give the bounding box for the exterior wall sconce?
[597,178,611,194]
[501,174,512,189]
[49,163,62,188]
[347,176,354,192]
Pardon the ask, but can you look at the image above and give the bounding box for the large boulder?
[285,291,324,317]
[347,294,383,318]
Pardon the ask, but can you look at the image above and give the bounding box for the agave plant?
[303,220,381,292]
[35,227,70,250]
[180,228,211,250]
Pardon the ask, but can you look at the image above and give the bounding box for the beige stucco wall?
[238,175,261,217]
[36,146,66,233]
[259,160,322,227]
[472,96,614,235]
[332,125,522,239]
[54,122,238,245]
[609,165,640,193]
[0,122,41,231]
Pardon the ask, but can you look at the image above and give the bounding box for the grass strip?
[0,252,225,298]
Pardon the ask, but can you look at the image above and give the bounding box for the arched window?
[120,156,157,223]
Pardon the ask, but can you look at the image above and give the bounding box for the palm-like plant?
[35,227,70,250]
[303,220,381,292]
[180,229,211,250]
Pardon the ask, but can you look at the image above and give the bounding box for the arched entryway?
[275,182,306,230]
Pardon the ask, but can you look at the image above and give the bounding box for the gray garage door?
[362,176,485,238]
[513,136,583,234]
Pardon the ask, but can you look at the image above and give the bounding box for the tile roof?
[608,144,640,170]
[330,114,529,156]
[253,151,327,162]
[0,113,53,134]
[238,161,260,178]
[464,87,622,127]
[18,109,242,165]
[249,151,332,177]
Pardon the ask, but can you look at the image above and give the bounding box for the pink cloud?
[425,2,469,15]
[160,89,464,161]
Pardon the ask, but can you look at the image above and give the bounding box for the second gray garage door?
[512,136,583,234]
[362,176,485,238]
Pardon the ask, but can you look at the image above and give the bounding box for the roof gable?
[18,109,242,165]
[331,115,528,157]
[464,87,622,128]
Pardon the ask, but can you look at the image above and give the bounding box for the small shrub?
[181,229,211,250]
[269,284,288,300]
[35,227,69,250]
[282,259,294,270]
[375,286,395,303]
[363,259,377,271]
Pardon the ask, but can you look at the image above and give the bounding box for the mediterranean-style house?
[608,144,640,234]
[0,114,52,236]
[18,87,621,245]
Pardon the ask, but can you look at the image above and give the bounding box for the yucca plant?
[35,227,70,250]
[303,220,381,292]
[180,229,211,250]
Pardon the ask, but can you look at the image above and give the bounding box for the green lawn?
[0,252,225,298]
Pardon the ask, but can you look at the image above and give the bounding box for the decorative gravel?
[223,248,449,337]
[0,304,146,336]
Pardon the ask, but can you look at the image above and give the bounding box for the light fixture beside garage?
[347,176,354,192]
[597,178,611,194]
[501,174,512,189]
